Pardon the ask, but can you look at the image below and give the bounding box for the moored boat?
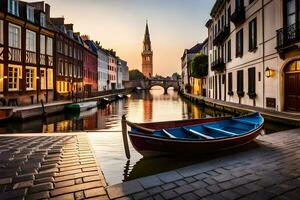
[126,113,264,157]
[65,101,97,112]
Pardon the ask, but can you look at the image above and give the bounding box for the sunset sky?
[29,0,214,76]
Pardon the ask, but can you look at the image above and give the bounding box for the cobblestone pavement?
[107,129,300,200]
[0,134,109,200]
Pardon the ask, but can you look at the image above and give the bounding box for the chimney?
[45,4,50,20]
[64,24,74,31]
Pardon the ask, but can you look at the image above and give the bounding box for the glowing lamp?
[265,67,274,78]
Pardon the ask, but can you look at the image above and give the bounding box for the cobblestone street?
[0,134,108,200]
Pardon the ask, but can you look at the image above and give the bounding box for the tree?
[129,69,145,80]
[172,72,181,80]
[191,53,208,78]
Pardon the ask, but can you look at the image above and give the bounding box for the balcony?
[213,25,230,46]
[0,44,3,60]
[47,55,54,67]
[276,22,300,53]
[211,58,225,72]
[40,54,46,65]
[230,7,245,26]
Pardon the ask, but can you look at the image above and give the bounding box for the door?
[285,73,300,111]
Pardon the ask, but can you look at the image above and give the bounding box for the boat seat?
[233,119,257,126]
[182,127,214,139]
[162,129,177,139]
[203,125,238,136]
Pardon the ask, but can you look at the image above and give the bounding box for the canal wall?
[181,92,300,127]
[9,89,131,120]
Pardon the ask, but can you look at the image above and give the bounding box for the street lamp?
[265,67,274,78]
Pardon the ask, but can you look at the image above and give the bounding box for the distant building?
[81,36,98,96]
[0,0,55,105]
[181,43,207,95]
[122,62,129,82]
[51,18,84,100]
[117,58,127,89]
[141,21,153,78]
[108,51,117,90]
[97,47,109,91]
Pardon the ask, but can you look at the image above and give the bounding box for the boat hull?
[0,108,13,121]
[129,125,263,157]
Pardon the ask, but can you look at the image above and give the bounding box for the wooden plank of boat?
[162,129,176,139]
[183,127,214,139]
[233,119,257,126]
[202,125,238,136]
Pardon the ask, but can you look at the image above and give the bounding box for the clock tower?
[142,21,153,78]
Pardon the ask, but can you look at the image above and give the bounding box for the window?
[39,36,46,57]
[8,65,21,91]
[0,64,3,92]
[9,24,21,48]
[249,18,257,51]
[27,6,34,23]
[40,13,46,27]
[248,67,256,97]
[286,0,296,26]
[46,37,53,56]
[236,0,244,9]
[8,0,19,16]
[26,67,36,90]
[227,40,231,62]
[236,29,243,57]
[26,30,36,52]
[40,68,46,90]
[47,69,53,89]
[228,72,233,95]
[227,6,231,26]
[237,70,244,96]
[0,20,3,45]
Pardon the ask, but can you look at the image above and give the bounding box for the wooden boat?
[0,108,13,121]
[126,113,264,157]
[65,101,97,112]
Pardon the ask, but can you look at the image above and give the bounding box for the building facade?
[108,51,117,90]
[97,47,108,91]
[141,21,153,78]
[207,0,300,112]
[0,0,55,106]
[51,18,84,100]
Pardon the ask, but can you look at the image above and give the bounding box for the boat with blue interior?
[126,112,264,157]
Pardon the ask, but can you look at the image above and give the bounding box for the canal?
[0,87,295,185]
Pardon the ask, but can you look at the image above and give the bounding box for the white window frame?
[25,66,36,90]
[0,20,3,45]
[40,13,46,27]
[40,68,46,90]
[8,65,21,91]
[47,68,53,89]
[27,6,35,23]
[40,35,45,54]
[46,37,53,56]
[8,0,19,16]
[26,29,36,52]
[8,23,21,49]
[0,64,3,92]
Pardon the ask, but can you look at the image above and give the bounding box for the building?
[207,0,300,112]
[50,18,84,100]
[116,58,126,89]
[141,21,153,78]
[96,46,109,91]
[0,0,55,106]
[181,43,207,95]
[122,61,129,82]
[81,35,98,97]
[107,50,117,90]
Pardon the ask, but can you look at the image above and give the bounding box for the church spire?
[142,20,153,78]
[143,20,151,51]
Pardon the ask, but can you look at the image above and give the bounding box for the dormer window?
[27,6,34,23]
[40,13,46,27]
[8,0,19,16]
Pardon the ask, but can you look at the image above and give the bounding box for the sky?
[29,0,214,76]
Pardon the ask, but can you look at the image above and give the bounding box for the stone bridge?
[123,79,180,93]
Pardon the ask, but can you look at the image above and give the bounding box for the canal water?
[0,87,295,185]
